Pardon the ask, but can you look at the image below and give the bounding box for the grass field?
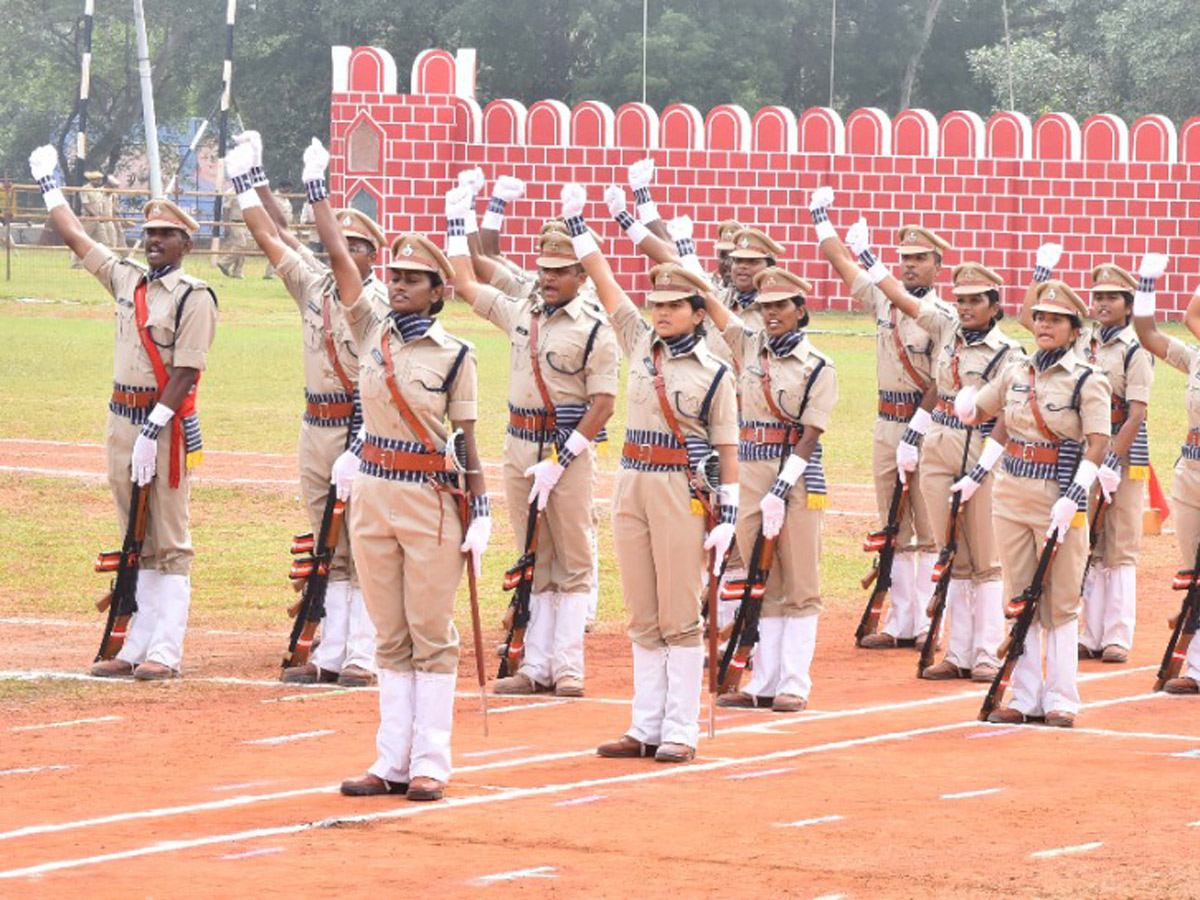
[0,248,1192,632]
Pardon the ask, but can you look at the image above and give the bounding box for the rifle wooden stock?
[1154,545,1200,691]
[282,486,344,670]
[717,534,777,693]
[860,562,879,591]
[498,500,540,680]
[94,484,149,662]
[855,475,907,645]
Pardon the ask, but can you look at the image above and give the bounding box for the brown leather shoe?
[340,773,407,796]
[597,735,658,758]
[1101,644,1128,664]
[1164,676,1199,694]
[716,691,772,708]
[337,665,377,687]
[654,742,696,763]
[554,675,584,697]
[406,776,445,801]
[492,672,538,695]
[987,707,1041,725]
[858,633,898,649]
[281,662,319,684]
[133,661,177,681]
[1078,643,1101,660]
[970,663,999,683]
[1044,710,1076,728]
[772,693,807,713]
[921,659,971,680]
[90,659,134,678]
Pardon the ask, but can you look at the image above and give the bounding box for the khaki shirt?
[721,316,837,434]
[976,347,1112,445]
[271,190,294,227]
[912,298,1024,399]
[276,246,389,396]
[1164,337,1200,432]
[346,295,477,444]
[610,297,738,448]
[851,272,941,393]
[83,245,218,388]
[79,186,108,219]
[471,285,620,407]
[1078,323,1154,406]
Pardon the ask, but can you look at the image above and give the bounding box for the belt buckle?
[753,425,771,444]
[1020,443,1037,462]
[381,448,395,470]
[635,443,654,464]
[318,401,330,420]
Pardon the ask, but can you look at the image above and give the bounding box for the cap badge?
[1100,269,1110,281]
[342,215,353,226]
[738,236,750,248]
[658,272,671,285]
[401,243,414,257]
[149,203,160,216]
[765,276,777,287]
[1046,288,1057,300]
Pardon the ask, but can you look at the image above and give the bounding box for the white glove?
[493,175,525,201]
[778,453,808,488]
[760,493,786,540]
[524,457,565,510]
[1097,460,1121,500]
[951,473,981,503]
[301,137,329,184]
[604,184,627,219]
[951,436,1004,503]
[703,522,736,574]
[29,145,58,181]
[953,385,978,424]
[458,166,486,198]
[226,141,256,180]
[331,448,361,501]
[628,158,655,190]
[445,185,472,219]
[1035,242,1063,270]
[809,186,834,211]
[1047,497,1078,539]
[1138,252,1169,280]
[667,215,694,241]
[131,434,158,486]
[461,514,492,578]
[561,182,586,219]
[845,218,870,257]
[235,130,263,169]
[896,440,920,478]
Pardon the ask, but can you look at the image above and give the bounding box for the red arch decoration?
[482,99,527,145]
[526,100,571,146]
[893,109,938,156]
[705,105,751,152]
[410,49,454,94]
[453,97,483,144]
[986,111,1032,159]
[1081,114,1129,162]
[1130,115,1176,163]
[939,110,985,158]
[1033,113,1081,161]
[348,46,397,94]
[797,107,845,154]
[571,101,615,147]
[659,104,703,150]
[614,103,660,149]
[752,106,797,153]
[845,108,892,156]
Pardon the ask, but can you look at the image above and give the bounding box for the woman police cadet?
[957,277,1112,727]
[556,183,739,762]
[702,266,838,711]
[301,140,491,802]
[856,234,1023,682]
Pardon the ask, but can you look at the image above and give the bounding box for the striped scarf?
[147,264,177,281]
[734,290,757,310]
[1034,347,1068,371]
[661,331,700,357]
[961,327,989,344]
[767,330,803,357]
[389,312,434,343]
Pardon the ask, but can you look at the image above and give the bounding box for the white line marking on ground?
[472,865,556,885]
[0,766,72,777]
[967,727,1021,739]
[220,847,285,861]
[941,788,1004,800]
[725,767,792,780]
[262,689,355,704]
[1083,691,1164,709]
[1068,726,1200,742]
[1168,749,1200,758]
[773,815,844,828]
[243,730,335,745]
[1031,841,1103,859]
[11,715,121,731]
[808,894,848,900]
[553,795,605,806]
[212,780,280,792]
[489,700,568,714]
[461,746,531,759]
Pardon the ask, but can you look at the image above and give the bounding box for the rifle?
[978,531,1060,721]
[282,485,345,669]
[697,451,731,738]
[497,499,539,679]
[450,429,489,735]
[1153,538,1200,691]
[717,531,776,693]
[855,474,908,645]
[94,483,150,661]
[917,430,973,676]
[1080,494,1109,596]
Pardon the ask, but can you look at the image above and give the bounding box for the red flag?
[1148,464,1171,523]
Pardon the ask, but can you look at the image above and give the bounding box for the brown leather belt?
[739,423,796,445]
[111,387,158,408]
[1006,440,1059,464]
[1188,430,1200,448]
[360,443,447,473]
[622,440,689,467]
[510,410,555,431]
[306,400,356,420]
[936,398,956,417]
[1111,399,1128,425]
[879,399,917,419]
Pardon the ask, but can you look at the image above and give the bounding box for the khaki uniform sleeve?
[173,287,219,370]
[448,346,478,422]
[470,284,521,335]
[974,365,1011,420]
[344,292,376,347]
[913,297,955,344]
[489,265,534,300]
[849,270,880,316]
[706,367,739,447]
[800,362,838,433]
[584,324,621,397]
[610,295,650,357]
[276,246,323,314]
[1124,346,1154,405]
[1079,369,1113,437]
[1164,336,1196,376]
[719,311,749,361]
[82,243,124,298]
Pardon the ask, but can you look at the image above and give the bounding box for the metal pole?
[164,116,212,196]
[74,0,95,209]
[5,177,12,282]
[132,0,162,197]
[828,0,837,108]
[1002,0,1015,110]
[212,0,237,244]
[641,0,647,105]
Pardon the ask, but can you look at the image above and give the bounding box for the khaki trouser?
[612,468,706,649]
[921,426,1000,582]
[874,417,934,551]
[349,474,462,675]
[106,411,193,575]
[502,433,595,594]
[993,472,1088,629]
[298,420,354,582]
[1174,458,1200,568]
[736,458,822,618]
[1093,469,1145,568]
[217,228,249,277]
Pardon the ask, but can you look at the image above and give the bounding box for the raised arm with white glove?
[846,219,889,284]
[561,184,598,258]
[444,185,475,258]
[482,175,525,231]
[301,137,330,204]
[605,184,650,245]
[668,215,706,278]
[29,145,67,210]
[808,187,836,244]
[1134,252,1169,318]
[628,158,659,224]
[457,167,485,235]
[1033,242,1062,283]
[227,141,261,210]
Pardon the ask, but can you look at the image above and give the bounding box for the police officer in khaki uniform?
[216,187,250,279]
[711,219,742,292]
[863,259,1024,681]
[448,200,620,698]
[71,171,110,267]
[960,280,1112,726]
[813,191,942,649]
[705,267,838,711]
[261,182,295,279]
[31,144,219,680]
[1133,257,1200,694]
[226,135,388,686]
[293,144,490,802]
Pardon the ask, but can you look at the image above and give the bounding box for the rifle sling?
[322,295,356,396]
[651,344,713,518]
[380,323,439,454]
